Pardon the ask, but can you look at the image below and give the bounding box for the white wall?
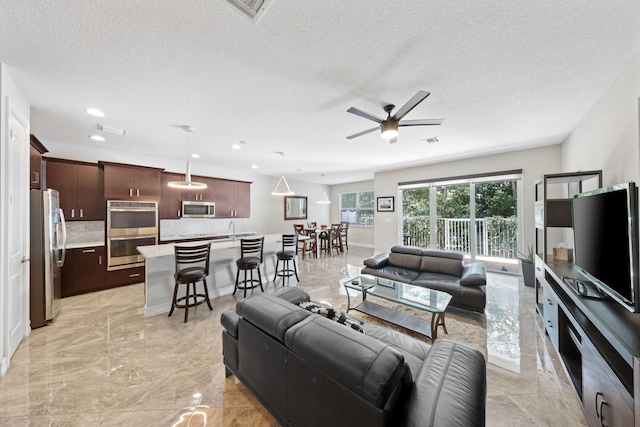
[330,180,374,247]
[562,51,640,185]
[372,145,562,254]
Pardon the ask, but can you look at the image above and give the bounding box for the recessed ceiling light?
[191,153,200,158]
[251,165,258,169]
[90,135,105,141]
[231,141,247,150]
[86,108,105,117]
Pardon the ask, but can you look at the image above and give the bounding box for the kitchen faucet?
[229,221,236,241]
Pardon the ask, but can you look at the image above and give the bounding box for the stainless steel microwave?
[182,201,215,218]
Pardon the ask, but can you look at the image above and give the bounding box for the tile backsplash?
[66,221,105,244]
[160,218,252,240]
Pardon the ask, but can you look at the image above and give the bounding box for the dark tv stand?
[538,260,638,427]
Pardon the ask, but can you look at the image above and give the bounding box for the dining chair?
[293,224,315,259]
[340,221,349,251]
[233,237,265,298]
[170,243,213,323]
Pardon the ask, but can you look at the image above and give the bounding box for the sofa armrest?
[272,287,311,305]
[461,262,487,286]
[363,252,389,269]
[221,310,240,338]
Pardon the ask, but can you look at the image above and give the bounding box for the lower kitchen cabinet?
[105,266,145,287]
[61,246,106,297]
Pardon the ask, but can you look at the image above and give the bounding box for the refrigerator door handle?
[57,208,67,267]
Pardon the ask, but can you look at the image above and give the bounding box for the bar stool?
[170,243,213,323]
[273,234,299,285]
[234,237,265,298]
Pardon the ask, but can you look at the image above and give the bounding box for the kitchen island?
[137,234,285,317]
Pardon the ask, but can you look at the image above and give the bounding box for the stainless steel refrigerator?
[30,189,66,328]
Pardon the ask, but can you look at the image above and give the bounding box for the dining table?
[307,227,342,257]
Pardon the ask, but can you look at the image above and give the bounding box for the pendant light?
[271,176,294,196]
[168,125,207,189]
[317,192,331,204]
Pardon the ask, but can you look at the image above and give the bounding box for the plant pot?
[521,261,535,287]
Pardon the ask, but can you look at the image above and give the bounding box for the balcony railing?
[403,216,518,258]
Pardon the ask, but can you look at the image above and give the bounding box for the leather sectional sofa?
[361,245,487,313]
[221,287,486,427]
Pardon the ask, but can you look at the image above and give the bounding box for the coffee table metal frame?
[342,274,452,340]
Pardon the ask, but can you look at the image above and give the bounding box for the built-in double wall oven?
[106,200,158,271]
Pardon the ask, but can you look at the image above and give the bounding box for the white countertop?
[138,233,283,259]
[159,231,257,243]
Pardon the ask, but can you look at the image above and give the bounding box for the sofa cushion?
[399,339,486,427]
[364,323,431,376]
[460,263,487,286]
[422,248,464,261]
[298,301,364,333]
[390,245,424,256]
[389,252,423,271]
[360,266,418,283]
[284,315,412,408]
[413,272,462,298]
[272,287,312,304]
[237,293,312,343]
[419,256,463,277]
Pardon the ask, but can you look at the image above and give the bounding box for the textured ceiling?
[2,0,640,184]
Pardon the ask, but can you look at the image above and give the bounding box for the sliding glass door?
[401,172,520,264]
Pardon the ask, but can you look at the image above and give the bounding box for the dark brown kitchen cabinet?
[30,135,48,189]
[105,266,145,287]
[214,179,251,218]
[61,246,106,297]
[181,175,216,201]
[160,172,183,219]
[45,159,104,220]
[102,162,162,200]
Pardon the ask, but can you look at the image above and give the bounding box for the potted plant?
[517,246,535,287]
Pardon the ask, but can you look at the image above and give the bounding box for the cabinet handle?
[546,320,553,328]
[99,256,102,265]
[82,249,96,253]
[546,298,552,305]
[595,391,603,420]
[31,171,39,183]
[79,208,83,218]
[136,189,140,197]
[129,273,140,278]
[71,208,75,218]
[129,188,133,197]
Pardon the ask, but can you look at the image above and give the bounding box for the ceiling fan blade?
[389,137,398,144]
[347,107,383,123]
[392,90,430,121]
[398,118,444,127]
[346,126,380,139]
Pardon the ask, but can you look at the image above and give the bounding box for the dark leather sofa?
[221,287,486,427]
[361,245,487,313]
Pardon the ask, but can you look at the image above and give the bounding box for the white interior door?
[7,111,29,359]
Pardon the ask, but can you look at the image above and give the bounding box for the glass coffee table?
[341,274,452,340]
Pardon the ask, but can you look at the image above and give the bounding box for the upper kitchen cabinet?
[181,175,216,201]
[45,158,105,221]
[30,135,48,189]
[101,162,162,200]
[160,172,183,219]
[214,179,251,218]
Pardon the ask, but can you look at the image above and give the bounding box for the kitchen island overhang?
[138,234,285,317]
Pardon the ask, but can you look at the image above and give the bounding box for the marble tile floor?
[0,246,588,426]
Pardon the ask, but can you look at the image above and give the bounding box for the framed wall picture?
[377,196,394,212]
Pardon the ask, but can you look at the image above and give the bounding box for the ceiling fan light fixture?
[168,126,207,190]
[272,175,294,196]
[380,121,398,139]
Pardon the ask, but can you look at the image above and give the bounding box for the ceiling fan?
[346,90,443,143]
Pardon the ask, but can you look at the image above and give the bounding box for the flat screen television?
[571,182,639,312]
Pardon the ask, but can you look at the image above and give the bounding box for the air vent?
[225,0,271,21]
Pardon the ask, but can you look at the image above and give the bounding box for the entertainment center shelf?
[534,170,639,426]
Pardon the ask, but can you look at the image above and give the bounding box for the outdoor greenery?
[402,181,518,257]
[340,191,374,226]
